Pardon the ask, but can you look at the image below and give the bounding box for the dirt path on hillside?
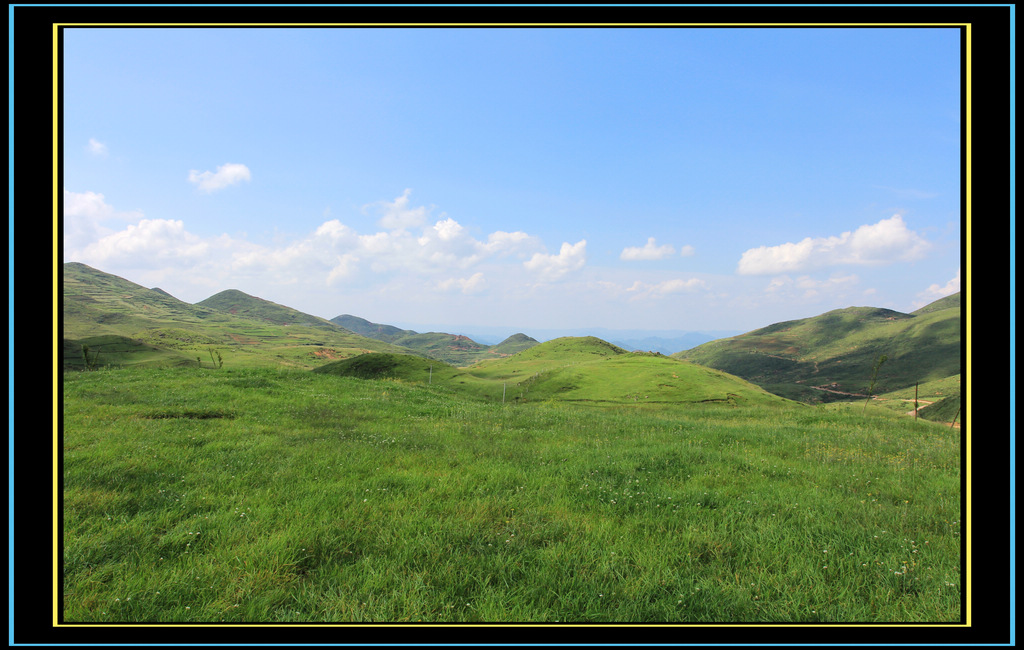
[810,388,959,427]
[810,385,869,398]
[894,399,935,417]
[863,396,935,417]
[870,396,961,428]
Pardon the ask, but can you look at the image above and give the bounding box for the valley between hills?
[62,261,962,424]
[59,261,965,624]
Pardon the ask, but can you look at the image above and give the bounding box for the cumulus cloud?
[62,188,569,310]
[326,254,361,286]
[368,188,430,231]
[917,268,961,304]
[481,230,537,256]
[65,189,116,221]
[736,215,931,275]
[621,237,676,261]
[77,218,212,267]
[188,163,252,192]
[524,240,587,282]
[228,192,542,288]
[87,138,108,156]
[63,189,146,257]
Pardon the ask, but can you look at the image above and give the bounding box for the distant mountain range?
[61,263,538,369]
[61,262,962,407]
[376,323,742,354]
[331,314,540,365]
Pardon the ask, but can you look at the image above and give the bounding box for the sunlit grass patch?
[62,366,962,623]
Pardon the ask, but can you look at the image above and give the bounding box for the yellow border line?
[963,20,972,632]
[53,20,61,631]
[51,22,972,27]
[54,20,966,630]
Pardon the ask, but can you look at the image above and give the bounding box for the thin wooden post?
[915,383,918,421]
[950,406,961,429]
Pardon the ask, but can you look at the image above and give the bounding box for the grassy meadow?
[61,365,962,623]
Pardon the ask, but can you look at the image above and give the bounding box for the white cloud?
[326,254,361,286]
[737,215,931,275]
[63,189,146,258]
[78,218,212,267]
[61,189,589,318]
[480,230,538,256]
[626,277,706,300]
[524,240,587,282]
[224,193,542,288]
[188,163,252,192]
[438,272,486,294]
[432,217,465,242]
[916,268,961,306]
[620,237,676,261]
[369,188,430,231]
[64,189,116,221]
[87,138,108,156]
[763,273,860,299]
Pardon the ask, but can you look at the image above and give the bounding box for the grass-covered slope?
[490,333,540,355]
[390,332,493,366]
[312,353,462,384]
[62,365,962,623]
[197,289,342,331]
[912,292,961,315]
[509,354,792,407]
[62,263,413,370]
[63,262,208,340]
[320,337,790,408]
[676,296,961,403]
[330,314,417,343]
[331,315,540,366]
[63,335,199,370]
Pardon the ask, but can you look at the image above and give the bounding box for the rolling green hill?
[330,314,417,342]
[911,292,961,315]
[197,289,342,331]
[316,336,791,408]
[478,338,789,407]
[390,332,492,365]
[917,391,962,424]
[62,263,413,370]
[676,295,961,403]
[63,262,961,417]
[490,332,540,355]
[331,314,539,366]
[312,352,461,383]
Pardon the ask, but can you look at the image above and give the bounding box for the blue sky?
[61,26,963,334]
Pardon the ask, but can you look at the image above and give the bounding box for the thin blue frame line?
[1008,2,1016,647]
[8,2,15,648]
[6,642,1015,646]
[8,3,1021,7]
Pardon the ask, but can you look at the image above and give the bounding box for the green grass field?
[61,365,962,623]
[677,302,961,403]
